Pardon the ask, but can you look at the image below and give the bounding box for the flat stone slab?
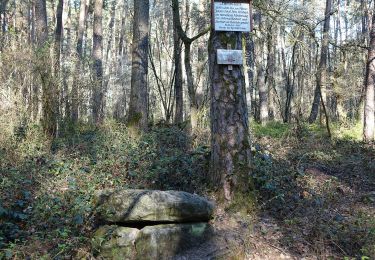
[92,223,212,260]
[94,189,214,223]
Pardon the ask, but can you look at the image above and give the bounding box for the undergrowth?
[0,120,209,259]
[0,119,373,259]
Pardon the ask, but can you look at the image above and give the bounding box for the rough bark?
[128,0,149,130]
[209,31,252,202]
[363,3,375,142]
[92,0,104,124]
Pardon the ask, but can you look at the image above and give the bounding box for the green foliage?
[252,121,291,138]
[332,121,363,142]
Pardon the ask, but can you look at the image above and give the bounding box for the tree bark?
[209,31,252,202]
[35,0,58,137]
[71,0,87,123]
[128,0,149,130]
[363,2,375,142]
[245,0,255,120]
[92,0,104,124]
[173,11,183,124]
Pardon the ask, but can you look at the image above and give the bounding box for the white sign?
[214,2,250,32]
[217,49,243,65]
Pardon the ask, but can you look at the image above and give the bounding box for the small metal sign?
[217,49,243,65]
[214,1,250,32]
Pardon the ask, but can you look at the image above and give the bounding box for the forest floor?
[0,120,374,259]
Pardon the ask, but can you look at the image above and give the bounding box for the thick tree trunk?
[128,0,149,130]
[92,0,104,124]
[209,31,252,202]
[309,0,331,123]
[363,3,375,142]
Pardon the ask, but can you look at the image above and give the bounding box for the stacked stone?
[92,189,215,259]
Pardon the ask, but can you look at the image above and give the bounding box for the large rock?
[92,223,212,260]
[136,223,211,259]
[94,189,214,223]
[92,225,139,260]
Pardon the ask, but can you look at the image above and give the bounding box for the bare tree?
[309,0,332,123]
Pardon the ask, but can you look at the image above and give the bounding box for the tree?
[309,0,332,123]
[35,0,58,137]
[71,0,88,123]
[171,0,209,130]
[92,0,104,124]
[173,9,183,124]
[128,0,149,130]
[209,29,252,201]
[363,2,375,142]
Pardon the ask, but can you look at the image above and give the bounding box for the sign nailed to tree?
[213,0,251,32]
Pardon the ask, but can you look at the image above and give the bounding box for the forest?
[0,0,374,259]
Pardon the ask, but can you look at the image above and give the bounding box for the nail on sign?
[214,2,250,32]
[217,49,243,65]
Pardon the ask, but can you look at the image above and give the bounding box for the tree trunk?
[71,0,87,123]
[245,0,255,119]
[172,0,209,130]
[173,12,183,124]
[35,0,58,137]
[92,0,104,124]
[54,0,64,135]
[258,62,268,125]
[209,31,252,202]
[309,0,331,123]
[363,2,375,142]
[128,0,149,130]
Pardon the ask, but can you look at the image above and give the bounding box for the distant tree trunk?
[92,0,104,124]
[266,24,276,120]
[35,0,58,137]
[62,0,71,118]
[209,31,252,202]
[71,0,87,123]
[54,0,63,133]
[173,13,183,124]
[257,13,268,125]
[245,0,255,119]
[363,2,375,142]
[54,0,63,74]
[128,0,149,130]
[258,61,268,125]
[309,0,331,123]
[172,0,209,130]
